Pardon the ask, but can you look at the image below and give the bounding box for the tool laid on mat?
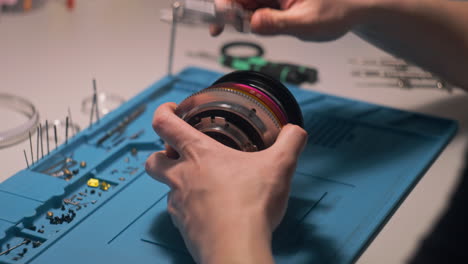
[188,41,318,85]
[350,57,455,92]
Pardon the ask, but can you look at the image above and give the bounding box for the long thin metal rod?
[29,131,34,165]
[68,107,75,136]
[36,126,40,162]
[24,150,29,169]
[167,2,179,76]
[40,123,44,159]
[93,79,100,122]
[65,116,69,144]
[54,124,58,149]
[89,85,96,127]
[0,240,28,256]
[46,120,50,155]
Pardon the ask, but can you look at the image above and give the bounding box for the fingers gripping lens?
[175,71,303,152]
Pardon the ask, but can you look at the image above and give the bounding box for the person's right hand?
[212,0,373,41]
[145,102,307,264]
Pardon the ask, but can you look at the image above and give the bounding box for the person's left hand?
[145,102,308,264]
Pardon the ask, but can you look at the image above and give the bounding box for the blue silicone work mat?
[0,67,457,264]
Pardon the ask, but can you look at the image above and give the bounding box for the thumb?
[250,7,297,35]
[271,124,308,160]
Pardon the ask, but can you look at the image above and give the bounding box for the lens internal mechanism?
[176,71,303,151]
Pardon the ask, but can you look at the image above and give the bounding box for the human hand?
[211,0,373,41]
[145,102,307,264]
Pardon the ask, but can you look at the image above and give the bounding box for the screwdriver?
[187,41,318,85]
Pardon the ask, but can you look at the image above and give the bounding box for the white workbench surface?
[1,1,467,263]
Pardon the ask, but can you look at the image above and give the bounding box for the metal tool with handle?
[219,41,318,85]
[160,0,251,33]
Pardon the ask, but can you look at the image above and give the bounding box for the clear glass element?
[0,93,39,148]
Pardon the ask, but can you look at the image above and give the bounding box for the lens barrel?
[176,71,303,151]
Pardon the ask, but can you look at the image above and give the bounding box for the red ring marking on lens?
[210,82,288,125]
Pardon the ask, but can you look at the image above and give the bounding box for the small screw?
[32,241,41,248]
[63,168,72,176]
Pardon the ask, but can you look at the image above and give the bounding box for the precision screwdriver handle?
[220,55,318,85]
[255,63,318,85]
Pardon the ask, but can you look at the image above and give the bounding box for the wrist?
[198,215,274,264]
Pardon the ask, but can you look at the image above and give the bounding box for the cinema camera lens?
[175,71,304,152]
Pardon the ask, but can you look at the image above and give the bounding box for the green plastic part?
[280,67,291,82]
[232,59,251,70]
[248,56,268,66]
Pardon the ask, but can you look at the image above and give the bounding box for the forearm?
[352,0,468,90]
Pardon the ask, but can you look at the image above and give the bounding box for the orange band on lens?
[210,83,288,126]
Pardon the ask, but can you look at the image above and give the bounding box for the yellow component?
[46,211,53,218]
[100,181,111,191]
[63,168,73,181]
[63,168,72,176]
[87,178,100,188]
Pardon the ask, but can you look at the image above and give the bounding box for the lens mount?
[176,71,303,151]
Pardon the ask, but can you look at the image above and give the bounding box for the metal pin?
[40,123,44,159]
[54,124,58,149]
[65,116,69,144]
[29,131,34,165]
[89,85,96,127]
[0,239,29,256]
[68,107,75,136]
[24,150,29,168]
[93,79,100,122]
[89,103,95,126]
[167,2,179,76]
[36,126,40,162]
[46,120,50,155]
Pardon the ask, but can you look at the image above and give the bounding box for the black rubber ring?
[221,41,264,59]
